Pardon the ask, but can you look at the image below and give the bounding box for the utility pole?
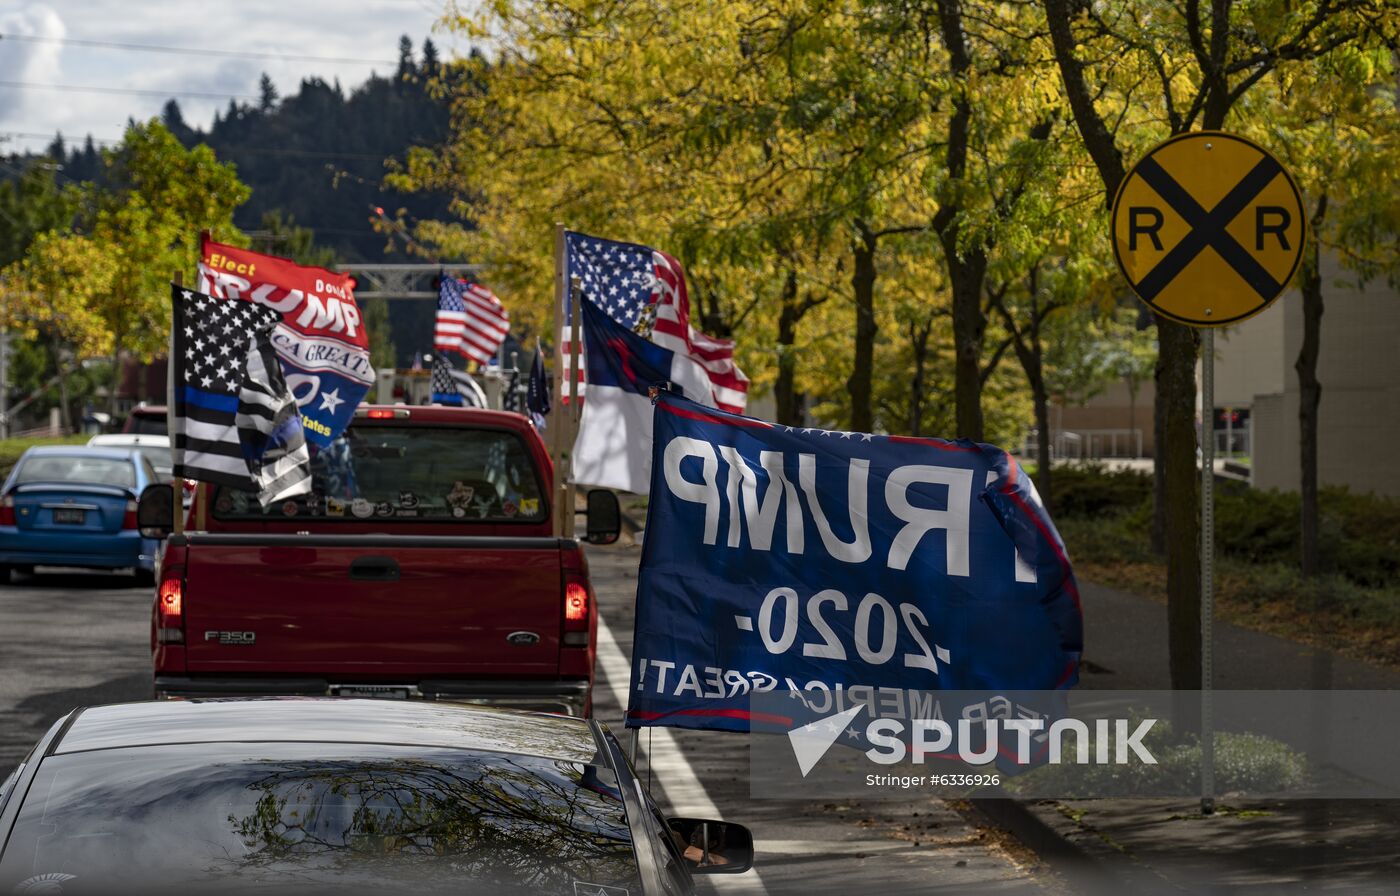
[0,330,11,440]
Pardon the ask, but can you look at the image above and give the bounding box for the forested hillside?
[29,36,465,366]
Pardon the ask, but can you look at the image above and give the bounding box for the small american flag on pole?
[563,231,749,413]
[435,276,509,366]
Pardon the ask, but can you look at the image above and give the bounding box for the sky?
[0,0,458,155]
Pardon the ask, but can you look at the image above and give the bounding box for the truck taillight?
[157,571,184,644]
[0,495,13,526]
[122,499,139,530]
[563,580,591,647]
[565,582,588,622]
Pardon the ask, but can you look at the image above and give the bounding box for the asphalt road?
[585,541,1049,895]
[0,550,1049,895]
[0,567,153,773]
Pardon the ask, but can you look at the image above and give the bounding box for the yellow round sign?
[1111,131,1305,328]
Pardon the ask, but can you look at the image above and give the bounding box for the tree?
[0,231,116,431]
[0,161,77,267]
[1039,0,1388,694]
[1242,46,1399,577]
[85,121,250,417]
[259,74,280,113]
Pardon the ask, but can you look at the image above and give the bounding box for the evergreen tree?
[396,35,416,83]
[421,39,440,77]
[258,74,279,113]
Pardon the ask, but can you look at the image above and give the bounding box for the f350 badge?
[205,630,256,646]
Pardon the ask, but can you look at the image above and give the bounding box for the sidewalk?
[978,580,1400,895]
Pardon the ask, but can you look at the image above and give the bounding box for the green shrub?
[1051,466,1400,590]
[1007,716,1307,797]
[1049,464,1152,518]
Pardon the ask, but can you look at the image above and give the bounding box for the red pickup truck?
[138,405,619,716]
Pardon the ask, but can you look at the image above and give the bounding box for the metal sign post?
[169,272,184,539]
[1200,327,1215,815]
[1110,131,1305,816]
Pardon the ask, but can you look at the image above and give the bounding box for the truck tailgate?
[182,534,564,678]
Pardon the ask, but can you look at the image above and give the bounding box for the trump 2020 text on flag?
[197,236,374,448]
[626,394,1083,732]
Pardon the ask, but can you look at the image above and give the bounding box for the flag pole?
[564,281,582,539]
[169,272,184,539]
[551,224,567,538]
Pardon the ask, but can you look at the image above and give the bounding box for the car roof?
[21,445,142,461]
[55,698,600,764]
[354,404,533,431]
[88,434,170,448]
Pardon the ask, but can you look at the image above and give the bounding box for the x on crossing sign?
[1111,131,1305,328]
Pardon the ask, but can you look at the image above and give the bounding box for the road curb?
[970,797,1177,895]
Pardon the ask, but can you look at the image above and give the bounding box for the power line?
[0,80,259,101]
[0,32,398,66]
[2,132,395,162]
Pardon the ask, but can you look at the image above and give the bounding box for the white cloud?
[1,1,464,153]
[0,4,66,125]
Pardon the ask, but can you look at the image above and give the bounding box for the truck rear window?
[213,424,547,523]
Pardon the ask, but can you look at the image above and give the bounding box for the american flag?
[435,276,509,366]
[564,231,749,413]
[169,284,311,508]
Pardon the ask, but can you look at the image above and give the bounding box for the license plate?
[52,508,85,525]
[333,686,411,700]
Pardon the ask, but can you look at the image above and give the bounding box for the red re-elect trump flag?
[197,236,375,447]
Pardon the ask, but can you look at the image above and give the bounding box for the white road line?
[596,611,768,894]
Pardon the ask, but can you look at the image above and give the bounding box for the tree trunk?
[51,341,73,435]
[1160,318,1202,693]
[775,269,803,427]
[106,337,123,425]
[1151,342,1168,554]
[950,255,988,441]
[933,0,987,441]
[847,220,878,432]
[1032,370,1052,510]
[908,321,932,437]
[1296,196,1327,578]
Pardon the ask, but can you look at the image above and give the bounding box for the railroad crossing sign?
[1111,131,1305,328]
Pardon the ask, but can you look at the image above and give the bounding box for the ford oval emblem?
[506,631,541,646]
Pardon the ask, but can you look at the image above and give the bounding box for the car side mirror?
[666,818,753,874]
[137,483,175,539]
[585,489,621,545]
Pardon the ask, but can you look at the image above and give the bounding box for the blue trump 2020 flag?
[571,297,715,494]
[627,394,1083,732]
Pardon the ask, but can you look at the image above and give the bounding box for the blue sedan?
[0,446,163,583]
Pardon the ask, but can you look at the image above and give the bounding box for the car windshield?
[212,424,547,523]
[127,414,167,435]
[134,446,173,476]
[15,456,135,489]
[0,743,639,896]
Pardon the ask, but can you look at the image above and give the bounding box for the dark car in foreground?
[0,446,162,583]
[0,699,752,895]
